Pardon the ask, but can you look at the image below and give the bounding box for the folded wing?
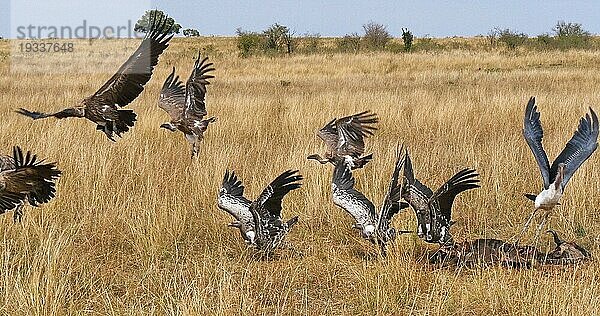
[331,161,376,227]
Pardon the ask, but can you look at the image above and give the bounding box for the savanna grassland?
[1,37,600,315]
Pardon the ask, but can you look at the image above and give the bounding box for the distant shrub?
[553,21,591,50]
[236,28,264,57]
[200,44,218,56]
[402,28,414,52]
[337,33,361,53]
[534,33,554,50]
[487,29,499,47]
[362,22,391,50]
[183,28,200,37]
[235,24,295,56]
[413,36,445,52]
[530,22,591,51]
[496,28,528,50]
[385,41,405,53]
[264,23,295,54]
[299,33,322,54]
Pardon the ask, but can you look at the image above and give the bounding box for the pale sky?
[2,0,600,38]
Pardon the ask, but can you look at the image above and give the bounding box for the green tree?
[553,21,590,49]
[135,10,181,34]
[301,33,321,54]
[554,21,590,38]
[495,28,528,50]
[402,28,414,52]
[236,28,264,57]
[183,28,200,37]
[263,23,294,54]
[337,33,361,53]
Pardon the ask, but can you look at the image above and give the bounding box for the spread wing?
[378,146,409,232]
[0,147,61,213]
[316,118,339,155]
[0,155,15,171]
[550,107,599,189]
[430,168,480,223]
[331,161,376,227]
[183,53,215,120]
[158,67,185,121]
[252,170,303,221]
[523,97,551,188]
[217,170,252,224]
[91,12,173,108]
[336,111,379,157]
[249,170,302,244]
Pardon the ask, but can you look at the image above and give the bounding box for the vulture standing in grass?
[16,12,174,141]
[402,151,480,245]
[331,147,411,256]
[218,169,302,255]
[0,147,61,222]
[217,170,254,244]
[519,97,599,242]
[308,111,378,169]
[158,53,217,158]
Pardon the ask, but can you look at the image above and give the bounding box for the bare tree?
[362,22,391,50]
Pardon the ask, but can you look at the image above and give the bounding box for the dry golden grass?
[1,37,600,315]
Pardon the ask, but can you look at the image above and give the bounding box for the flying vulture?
[16,12,174,141]
[308,111,378,169]
[0,147,61,222]
[158,52,217,158]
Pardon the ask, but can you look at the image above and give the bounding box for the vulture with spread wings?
[0,147,61,222]
[308,111,378,169]
[518,97,598,242]
[217,170,255,244]
[248,170,302,255]
[401,151,480,245]
[331,147,411,256]
[158,53,217,158]
[16,12,174,141]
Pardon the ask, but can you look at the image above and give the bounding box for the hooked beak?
[160,123,177,132]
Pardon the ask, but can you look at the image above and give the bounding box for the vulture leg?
[191,141,199,159]
[379,241,388,258]
[13,202,24,223]
[98,124,116,142]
